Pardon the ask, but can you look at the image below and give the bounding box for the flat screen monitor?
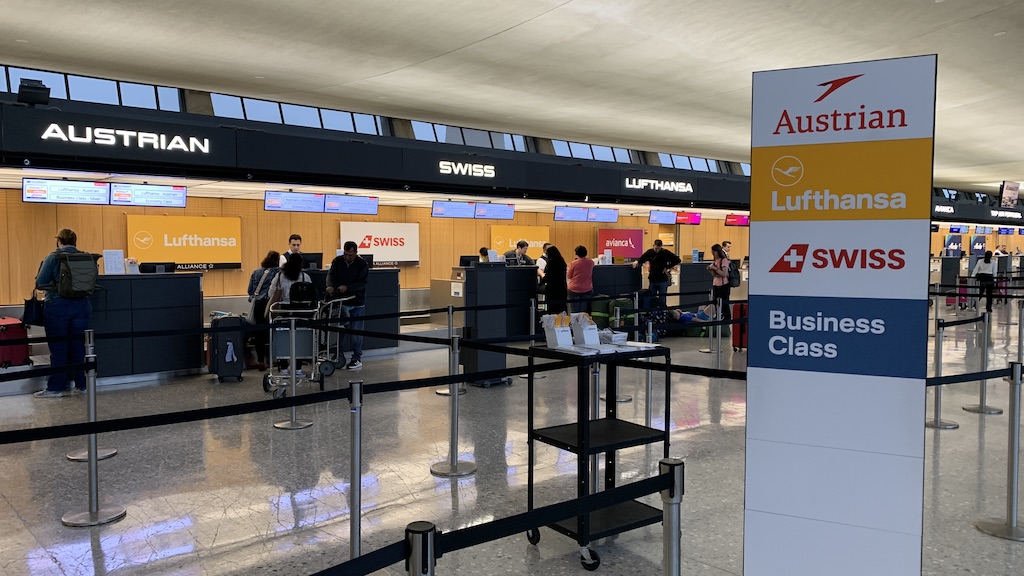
[930,223,940,232]
[676,211,702,225]
[948,225,968,233]
[264,190,326,213]
[359,254,374,268]
[458,255,478,267]
[697,251,705,261]
[975,226,992,234]
[725,214,750,226]
[474,203,515,220]
[22,178,110,205]
[431,200,476,219]
[587,207,619,223]
[1019,228,1024,235]
[139,262,176,274]
[325,194,378,215]
[649,210,677,224]
[553,206,589,222]
[998,227,1015,235]
[110,183,187,208]
[505,256,519,266]
[300,252,323,270]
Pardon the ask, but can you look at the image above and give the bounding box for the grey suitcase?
[209,315,246,382]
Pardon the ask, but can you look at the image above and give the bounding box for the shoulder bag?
[246,269,271,325]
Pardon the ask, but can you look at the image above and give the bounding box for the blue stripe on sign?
[747,294,928,379]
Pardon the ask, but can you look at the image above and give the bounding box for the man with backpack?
[34,228,97,398]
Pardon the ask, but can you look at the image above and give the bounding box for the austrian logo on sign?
[770,244,906,273]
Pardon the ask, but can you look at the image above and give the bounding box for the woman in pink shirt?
[567,245,595,313]
[707,243,732,321]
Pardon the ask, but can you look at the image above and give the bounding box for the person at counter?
[632,239,681,301]
[973,250,997,313]
[34,228,94,398]
[279,233,302,266]
[722,240,732,257]
[539,245,568,314]
[326,241,369,370]
[503,240,535,266]
[536,242,552,275]
[707,243,732,323]
[247,250,281,371]
[568,245,595,313]
[479,247,490,262]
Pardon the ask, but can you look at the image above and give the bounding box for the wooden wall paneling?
[104,206,145,257]
[404,208,430,288]
[0,191,11,304]
[322,216,342,258]
[290,213,324,257]
[257,208,294,261]
[452,219,476,263]
[183,198,226,296]
[56,205,106,255]
[7,193,56,303]
[430,218,455,281]
[224,199,261,296]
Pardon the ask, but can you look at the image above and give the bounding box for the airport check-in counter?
[592,264,642,299]
[675,262,715,309]
[90,273,204,378]
[306,269,401,352]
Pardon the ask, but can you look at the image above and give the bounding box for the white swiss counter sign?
[745,56,935,576]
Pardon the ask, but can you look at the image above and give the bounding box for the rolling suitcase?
[0,317,31,369]
[731,303,748,352]
[208,315,245,382]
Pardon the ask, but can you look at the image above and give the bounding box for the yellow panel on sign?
[126,215,242,266]
[490,225,549,260]
[751,138,933,221]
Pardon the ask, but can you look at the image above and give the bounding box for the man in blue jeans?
[326,241,369,370]
[34,228,93,398]
[632,239,681,301]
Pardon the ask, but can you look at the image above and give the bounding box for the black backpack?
[55,252,98,298]
[288,281,317,305]
[727,260,741,288]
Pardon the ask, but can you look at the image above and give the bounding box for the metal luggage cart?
[261,298,349,398]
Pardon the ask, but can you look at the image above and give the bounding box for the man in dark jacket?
[632,239,681,300]
[326,241,369,369]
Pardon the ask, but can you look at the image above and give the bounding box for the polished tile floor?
[0,305,1021,575]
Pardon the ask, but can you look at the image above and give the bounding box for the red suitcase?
[0,317,31,369]
[732,303,748,351]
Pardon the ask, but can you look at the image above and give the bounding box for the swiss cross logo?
[770,244,809,273]
[359,235,373,249]
[814,74,863,102]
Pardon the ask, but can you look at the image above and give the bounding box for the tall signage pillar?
[745,56,936,575]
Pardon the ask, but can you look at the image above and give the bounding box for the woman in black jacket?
[540,245,569,315]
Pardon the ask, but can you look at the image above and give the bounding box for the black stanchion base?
[976,519,1024,541]
[469,378,512,388]
[925,419,959,430]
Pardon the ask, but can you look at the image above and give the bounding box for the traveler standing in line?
[567,245,595,313]
[707,243,732,322]
[503,240,536,266]
[540,245,569,315]
[973,250,997,313]
[632,239,681,301]
[34,228,95,398]
[247,250,280,371]
[268,253,314,374]
[326,241,369,370]
[279,233,302,266]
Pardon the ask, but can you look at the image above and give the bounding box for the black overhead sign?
[0,105,236,166]
[402,148,526,189]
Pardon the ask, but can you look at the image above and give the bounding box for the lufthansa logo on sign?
[133,231,154,250]
[771,156,804,187]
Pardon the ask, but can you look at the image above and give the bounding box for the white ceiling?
[2,0,1023,191]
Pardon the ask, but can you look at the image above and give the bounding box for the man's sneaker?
[346,360,362,370]
[34,390,67,398]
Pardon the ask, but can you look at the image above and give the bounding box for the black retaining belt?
[937,316,985,328]
[312,473,672,576]
[927,368,1012,387]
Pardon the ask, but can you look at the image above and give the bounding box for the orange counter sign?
[126,215,242,270]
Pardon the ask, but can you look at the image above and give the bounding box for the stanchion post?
[646,319,654,428]
[436,307,466,394]
[715,298,723,370]
[590,362,600,493]
[1018,299,1023,365]
[68,330,116,461]
[431,335,476,478]
[349,380,363,558]
[274,319,313,429]
[975,362,1024,541]
[926,322,958,429]
[529,297,537,336]
[62,330,127,528]
[634,292,641,341]
[964,312,1003,415]
[405,521,437,576]
[660,458,684,576]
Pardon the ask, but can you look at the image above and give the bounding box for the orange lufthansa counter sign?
[126,215,242,270]
[490,226,549,260]
[750,138,933,221]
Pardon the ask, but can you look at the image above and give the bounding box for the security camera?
[23,159,31,166]
[246,173,254,180]
[404,184,411,191]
